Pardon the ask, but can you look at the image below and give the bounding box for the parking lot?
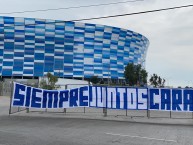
[1,96,193,145]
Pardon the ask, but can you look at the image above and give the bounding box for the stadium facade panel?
[0,16,149,79]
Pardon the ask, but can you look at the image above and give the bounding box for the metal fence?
[7,82,193,119]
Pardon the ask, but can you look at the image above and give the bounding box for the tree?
[124,63,148,86]
[40,72,59,90]
[90,76,99,84]
[149,74,165,87]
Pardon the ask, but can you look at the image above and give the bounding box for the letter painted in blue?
[107,87,117,109]
[89,86,96,107]
[127,88,137,109]
[172,89,182,111]
[137,88,148,110]
[183,90,193,111]
[116,88,126,109]
[53,91,59,108]
[79,86,89,107]
[161,89,171,110]
[43,90,59,108]
[25,87,32,107]
[59,90,69,108]
[69,88,79,107]
[150,89,160,110]
[31,88,42,108]
[12,83,26,106]
[42,90,47,108]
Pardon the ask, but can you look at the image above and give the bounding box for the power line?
[0,0,144,15]
[1,4,193,29]
[71,4,193,21]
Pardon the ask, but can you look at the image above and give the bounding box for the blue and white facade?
[0,16,149,79]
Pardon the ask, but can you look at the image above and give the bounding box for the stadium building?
[0,16,149,82]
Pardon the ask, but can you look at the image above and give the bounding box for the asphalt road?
[1,96,193,145]
[1,115,193,145]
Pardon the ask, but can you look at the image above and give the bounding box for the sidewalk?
[12,109,193,126]
[1,96,193,126]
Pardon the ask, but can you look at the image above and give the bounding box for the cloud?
[0,0,193,87]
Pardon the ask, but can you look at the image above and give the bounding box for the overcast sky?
[0,0,193,87]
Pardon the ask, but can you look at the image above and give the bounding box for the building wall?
[0,16,149,79]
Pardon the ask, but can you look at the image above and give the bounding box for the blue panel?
[34,63,44,76]
[14,52,24,57]
[35,53,44,60]
[64,66,73,72]
[55,25,64,30]
[74,71,83,75]
[25,49,34,55]
[45,44,54,53]
[2,69,12,76]
[24,69,33,74]
[15,37,24,42]
[35,45,44,51]
[35,38,45,43]
[3,61,13,66]
[64,55,73,63]
[15,45,24,50]
[4,54,13,59]
[25,35,35,40]
[64,38,73,43]
[64,45,73,52]
[45,36,54,41]
[55,37,64,44]
[4,33,14,40]
[4,17,14,24]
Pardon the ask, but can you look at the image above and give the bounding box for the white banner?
[12,82,193,111]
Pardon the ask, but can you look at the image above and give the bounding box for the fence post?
[104,107,107,117]
[103,108,106,114]
[170,110,172,118]
[103,107,107,116]
[192,112,193,119]
[9,81,14,115]
[0,81,2,96]
[26,108,29,113]
[103,87,107,117]
[63,84,68,114]
[84,107,85,113]
[63,108,66,114]
[147,88,150,118]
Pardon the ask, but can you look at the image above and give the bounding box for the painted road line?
[105,132,177,143]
